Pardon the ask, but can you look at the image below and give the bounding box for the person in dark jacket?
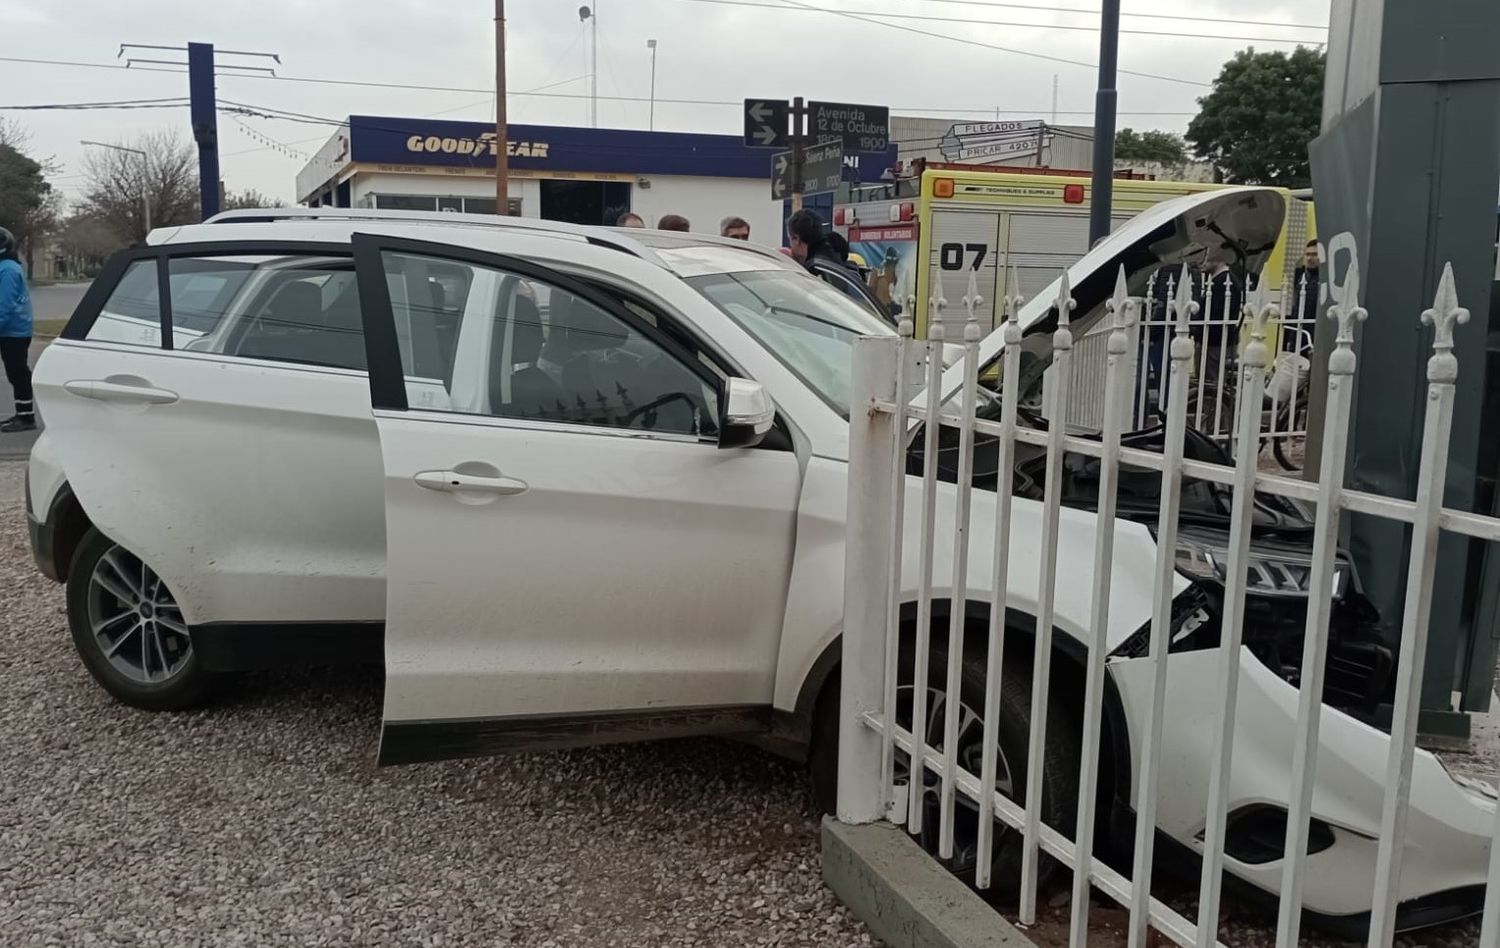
[0,227,35,433]
[786,209,844,270]
[1291,238,1321,332]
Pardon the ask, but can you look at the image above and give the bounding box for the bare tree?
[79,129,199,244]
[223,188,286,210]
[58,212,124,273]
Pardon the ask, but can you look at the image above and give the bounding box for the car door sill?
[379,704,775,765]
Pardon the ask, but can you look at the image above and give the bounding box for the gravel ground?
[0,461,872,948]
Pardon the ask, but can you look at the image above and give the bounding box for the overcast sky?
[1,0,1329,205]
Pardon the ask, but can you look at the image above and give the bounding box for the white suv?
[24,200,1492,933]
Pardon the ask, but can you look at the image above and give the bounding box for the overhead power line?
[679,0,1324,45]
[0,55,1201,126]
[762,0,1211,86]
[927,0,1327,31]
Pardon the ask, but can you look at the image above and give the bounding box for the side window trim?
[350,233,724,414]
[61,239,358,347]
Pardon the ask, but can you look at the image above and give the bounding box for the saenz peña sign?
[404,132,550,159]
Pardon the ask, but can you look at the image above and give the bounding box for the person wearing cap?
[0,226,34,433]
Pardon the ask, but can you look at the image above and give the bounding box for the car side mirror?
[719,377,774,450]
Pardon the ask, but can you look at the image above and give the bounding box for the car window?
[89,260,168,348]
[688,268,894,417]
[380,251,719,440]
[812,263,888,322]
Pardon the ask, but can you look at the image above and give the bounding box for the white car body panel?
[376,411,801,724]
[1112,651,1494,915]
[25,430,68,517]
[31,340,386,624]
[773,456,1182,712]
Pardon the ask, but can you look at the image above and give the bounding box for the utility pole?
[1087,0,1121,245]
[187,42,221,219]
[646,39,657,131]
[495,0,510,214]
[579,4,598,128]
[791,96,805,212]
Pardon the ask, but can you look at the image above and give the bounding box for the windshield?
[688,268,895,416]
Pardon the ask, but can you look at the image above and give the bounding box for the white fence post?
[1020,271,1076,925]
[1068,268,1141,944]
[839,334,900,824]
[976,270,1026,891]
[1126,271,1198,948]
[1273,263,1366,947]
[1367,264,1470,946]
[1195,293,1275,944]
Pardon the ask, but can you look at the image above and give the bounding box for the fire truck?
[833,161,1310,340]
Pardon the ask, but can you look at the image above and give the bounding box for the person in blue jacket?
[0,226,35,432]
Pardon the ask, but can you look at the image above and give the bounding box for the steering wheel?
[622,390,713,433]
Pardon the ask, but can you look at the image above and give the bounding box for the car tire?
[810,636,1080,896]
[66,529,217,710]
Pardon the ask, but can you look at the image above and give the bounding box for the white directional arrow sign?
[742,98,790,148]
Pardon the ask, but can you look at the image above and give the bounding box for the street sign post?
[743,98,790,148]
[771,140,843,200]
[808,100,889,153]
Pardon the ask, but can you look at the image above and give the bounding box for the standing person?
[719,216,750,240]
[1292,238,1321,330]
[615,211,645,228]
[785,209,843,269]
[658,214,690,232]
[0,226,34,433]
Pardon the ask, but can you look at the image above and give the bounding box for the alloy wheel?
[86,545,193,684]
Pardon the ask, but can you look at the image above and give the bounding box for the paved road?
[0,280,88,460]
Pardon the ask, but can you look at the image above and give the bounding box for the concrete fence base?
[822,817,1038,948]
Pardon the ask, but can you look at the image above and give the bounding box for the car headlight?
[1172,528,1351,600]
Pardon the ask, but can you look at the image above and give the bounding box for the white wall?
[630,174,783,245]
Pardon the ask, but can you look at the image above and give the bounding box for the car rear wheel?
[66,529,217,710]
[810,639,1079,896]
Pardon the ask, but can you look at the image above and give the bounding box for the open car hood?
[937,186,1288,404]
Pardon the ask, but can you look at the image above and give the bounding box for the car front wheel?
[66,529,217,710]
[809,639,1080,896]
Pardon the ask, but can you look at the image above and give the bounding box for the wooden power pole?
[494,0,510,214]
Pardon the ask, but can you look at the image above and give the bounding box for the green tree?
[1114,128,1187,164]
[0,120,59,275]
[1186,46,1325,187]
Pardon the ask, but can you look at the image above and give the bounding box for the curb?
[822,817,1037,948]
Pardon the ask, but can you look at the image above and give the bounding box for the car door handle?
[64,379,179,405]
[413,470,529,495]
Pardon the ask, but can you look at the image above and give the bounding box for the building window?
[371,194,523,215]
[375,194,438,212]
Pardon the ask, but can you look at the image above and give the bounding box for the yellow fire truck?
[834,163,1311,340]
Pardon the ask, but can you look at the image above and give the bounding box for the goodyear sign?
[298,115,899,200]
[404,132,550,159]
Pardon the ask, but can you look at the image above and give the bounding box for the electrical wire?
[763,0,1212,85]
[0,96,189,110]
[927,0,1327,31]
[676,0,1323,45]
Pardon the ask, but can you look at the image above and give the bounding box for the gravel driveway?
[0,461,872,948]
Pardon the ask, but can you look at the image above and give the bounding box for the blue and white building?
[296,115,898,241]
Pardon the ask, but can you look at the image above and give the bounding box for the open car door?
[350,233,803,765]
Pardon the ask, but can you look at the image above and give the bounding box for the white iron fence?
[1053,269,1318,470]
[838,260,1500,946]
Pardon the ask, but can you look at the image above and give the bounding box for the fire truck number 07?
[939,243,989,271]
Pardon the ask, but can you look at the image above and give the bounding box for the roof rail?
[203,207,661,265]
[204,207,795,270]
